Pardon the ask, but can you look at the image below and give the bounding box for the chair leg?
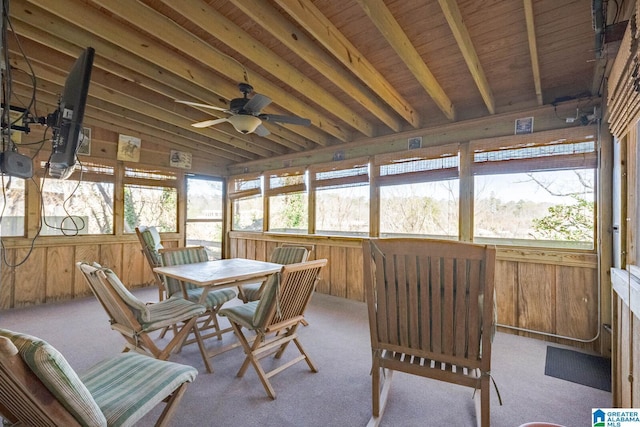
[475,374,490,427]
[229,321,278,399]
[368,365,392,427]
[154,382,189,427]
[191,322,213,374]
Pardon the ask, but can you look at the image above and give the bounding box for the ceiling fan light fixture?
[227,114,261,134]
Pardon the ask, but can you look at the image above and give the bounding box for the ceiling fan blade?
[176,100,228,112]
[243,93,272,114]
[254,124,270,137]
[260,114,311,126]
[191,118,228,128]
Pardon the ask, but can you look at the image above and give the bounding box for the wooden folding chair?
[0,328,197,426]
[77,262,213,373]
[362,238,497,427]
[159,246,237,343]
[238,245,311,303]
[219,259,327,399]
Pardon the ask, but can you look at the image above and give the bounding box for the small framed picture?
[117,134,141,162]
[515,117,534,135]
[333,150,344,161]
[170,150,192,169]
[77,127,91,155]
[408,136,422,149]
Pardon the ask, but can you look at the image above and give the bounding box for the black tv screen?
[49,47,94,179]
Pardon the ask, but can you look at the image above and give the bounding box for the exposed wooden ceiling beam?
[437,0,495,114]
[24,0,350,143]
[90,0,364,139]
[144,0,376,138]
[230,0,407,132]
[10,17,320,151]
[355,0,456,121]
[523,0,543,105]
[274,0,421,130]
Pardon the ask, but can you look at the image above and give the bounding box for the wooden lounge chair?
[219,259,327,399]
[362,238,497,427]
[238,245,310,303]
[0,328,197,426]
[77,261,212,373]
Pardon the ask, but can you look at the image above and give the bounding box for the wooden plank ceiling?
[5,0,606,171]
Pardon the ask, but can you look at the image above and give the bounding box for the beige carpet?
[0,288,611,427]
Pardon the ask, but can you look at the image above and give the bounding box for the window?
[472,135,597,249]
[123,167,178,233]
[376,145,459,239]
[41,162,114,235]
[0,176,25,237]
[186,176,224,259]
[266,168,307,233]
[311,158,369,236]
[230,174,263,231]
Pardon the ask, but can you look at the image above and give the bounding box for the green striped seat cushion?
[219,301,260,329]
[80,352,197,427]
[240,283,263,302]
[99,265,153,323]
[160,247,209,296]
[139,226,163,266]
[160,247,236,308]
[184,287,236,308]
[140,296,207,330]
[0,329,106,427]
[221,272,281,330]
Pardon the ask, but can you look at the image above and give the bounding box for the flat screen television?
[48,47,95,179]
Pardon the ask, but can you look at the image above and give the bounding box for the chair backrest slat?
[254,259,327,329]
[364,238,495,369]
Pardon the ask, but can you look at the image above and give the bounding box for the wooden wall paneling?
[633,316,640,406]
[619,300,631,406]
[45,246,74,302]
[74,244,101,297]
[265,241,278,260]
[13,247,46,307]
[229,238,237,258]
[236,238,247,259]
[255,239,266,261]
[555,265,598,341]
[613,296,622,406]
[315,245,331,294]
[100,244,123,277]
[495,260,518,327]
[517,262,555,335]
[120,243,146,289]
[245,239,257,260]
[0,249,15,309]
[330,246,347,298]
[346,246,364,301]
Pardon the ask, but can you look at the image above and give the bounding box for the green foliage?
[284,193,305,228]
[531,196,593,242]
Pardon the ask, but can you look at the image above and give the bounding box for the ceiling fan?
[177,83,311,136]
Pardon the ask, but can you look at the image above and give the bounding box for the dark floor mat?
[544,346,611,392]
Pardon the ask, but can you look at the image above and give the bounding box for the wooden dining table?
[153,258,283,363]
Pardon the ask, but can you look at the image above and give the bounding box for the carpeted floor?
[0,288,612,427]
